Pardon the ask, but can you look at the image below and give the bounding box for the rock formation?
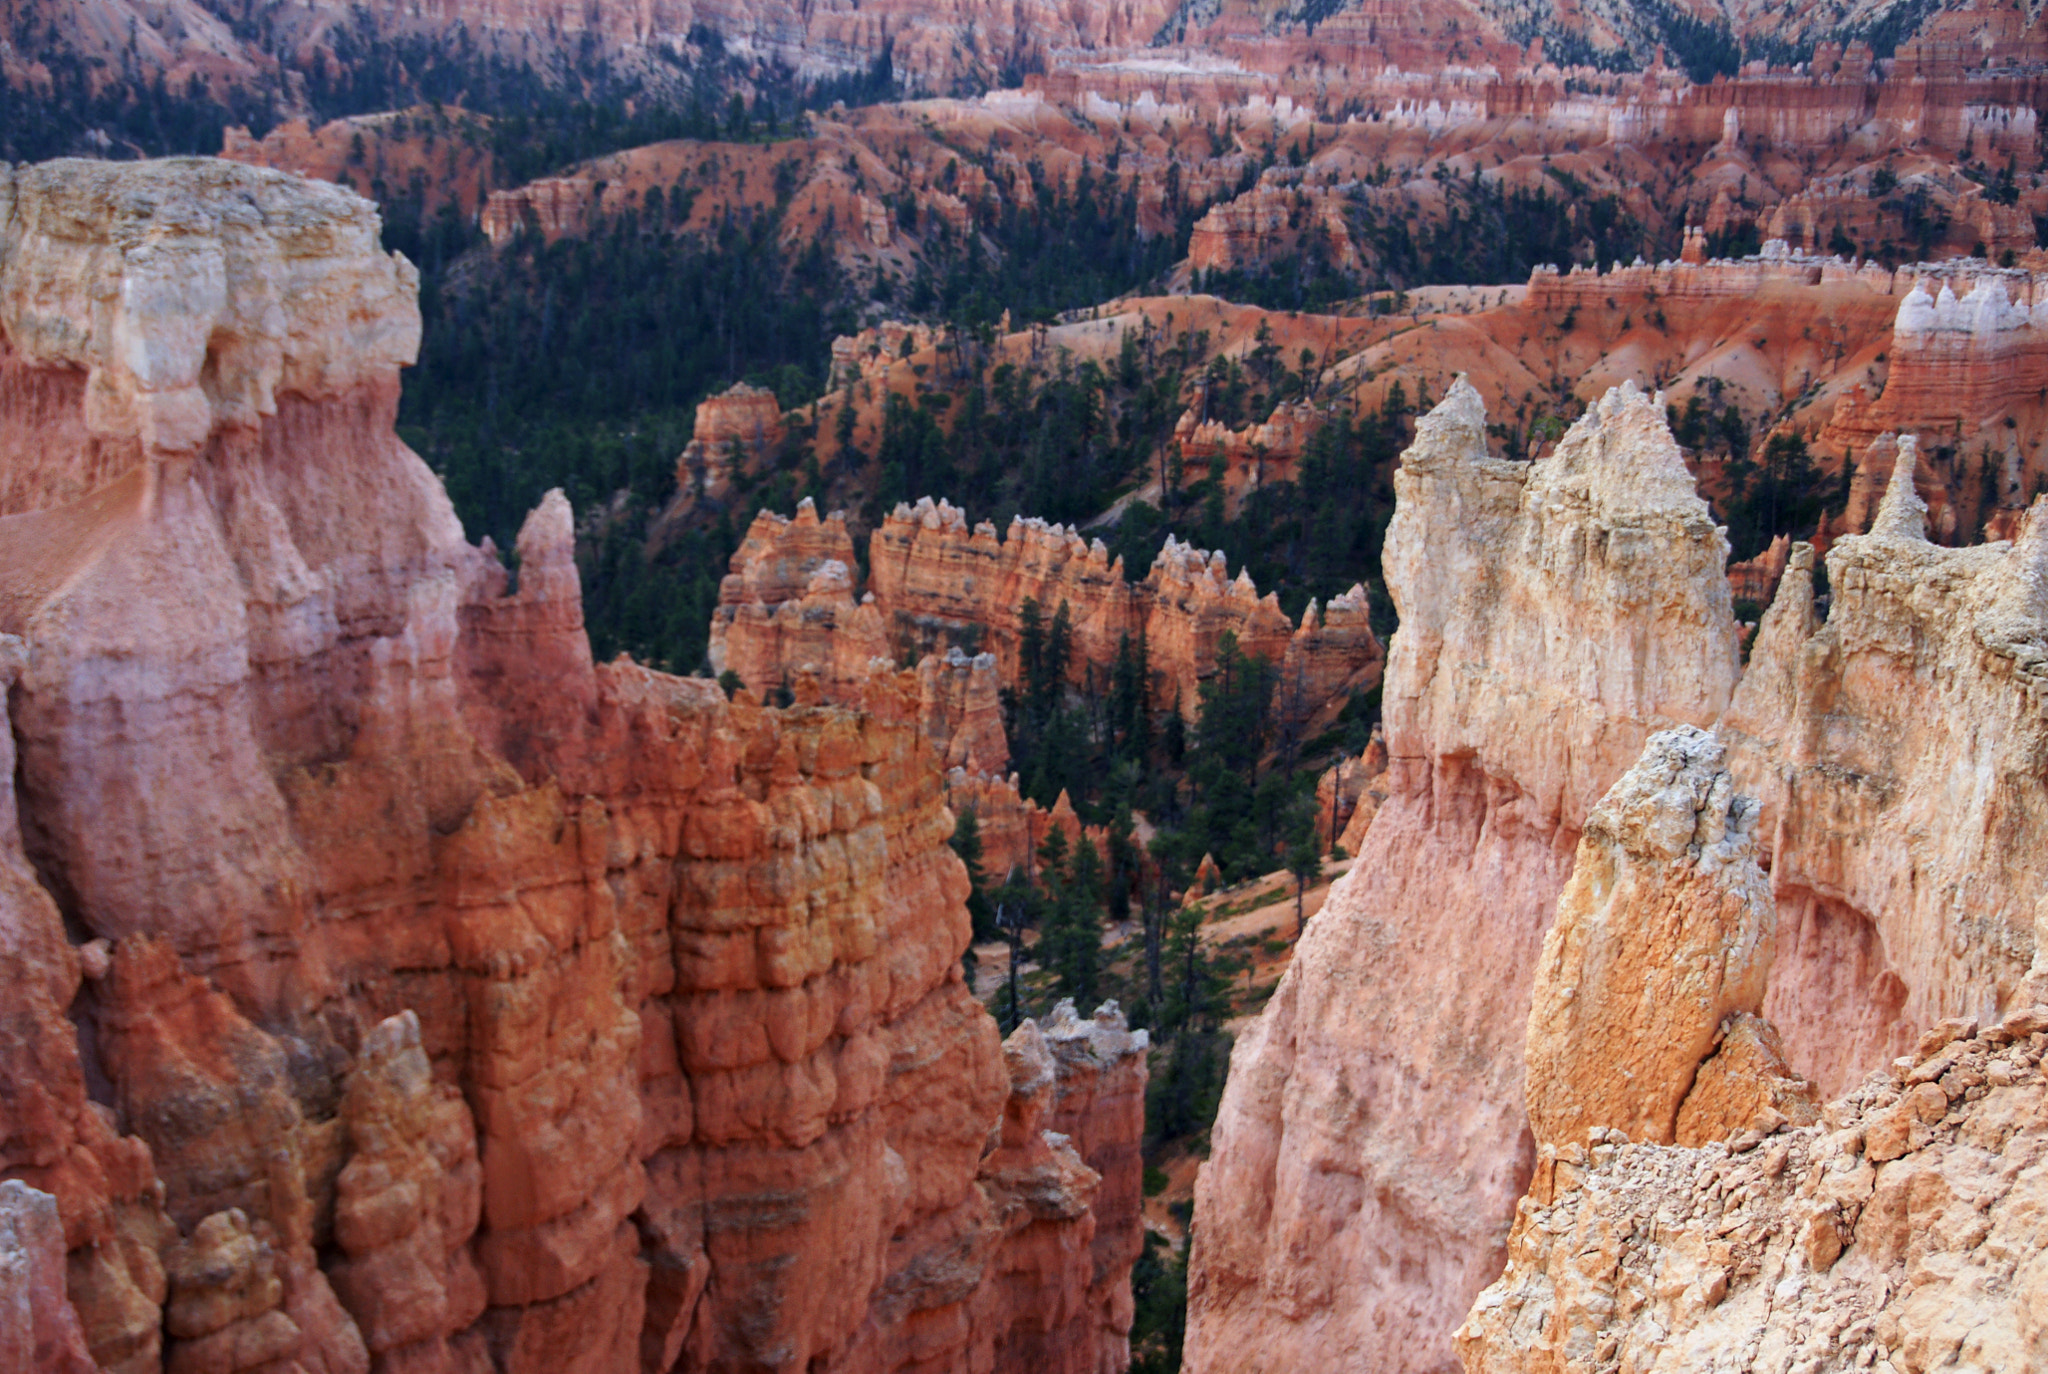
[1458,1007,2048,1374]
[1332,729,1390,856]
[0,157,1143,1374]
[707,500,891,697]
[975,1002,1150,1374]
[865,497,1384,722]
[1187,378,1743,1374]
[674,382,785,514]
[1172,399,1325,516]
[1722,441,2048,1098]
[710,496,1382,811]
[1522,726,1816,1151]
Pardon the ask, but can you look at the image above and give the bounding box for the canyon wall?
[0,157,1142,1374]
[1721,445,2048,1099]
[1190,383,2048,1372]
[1186,377,1742,1373]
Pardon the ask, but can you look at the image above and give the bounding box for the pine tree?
[951,808,993,942]
[1286,836,1321,940]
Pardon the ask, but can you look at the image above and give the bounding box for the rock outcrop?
[1523,727,1791,1150]
[1722,441,2048,1098]
[1187,378,1743,1374]
[1040,1002,1150,1374]
[0,157,1142,1374]
[1458,1008,2048,1374]
[719,495,1385,726]
[674,382,784,514]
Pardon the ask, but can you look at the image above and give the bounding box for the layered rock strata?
[0,158,1142,1374]
[1187,378,1743,1374]
[719,495,1386,723]
[1457,1009,2048,1374]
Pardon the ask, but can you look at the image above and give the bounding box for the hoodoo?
[1186,378,1744,1373]
[0,159,1144,1374]
[1522,726,1813,1153]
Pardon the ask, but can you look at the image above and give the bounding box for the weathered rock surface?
[1458,1009,2048,1374]
[1187,378,1742,1374]
[1524,726,1790,1151]
[1722,443,2048,1097]
[720,495,1383,727]
[0,1180,97,1374]
[0,157,1142,1374]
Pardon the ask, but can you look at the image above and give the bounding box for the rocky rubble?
[0,158,1144,1374]
[1458,1008,2048,1374]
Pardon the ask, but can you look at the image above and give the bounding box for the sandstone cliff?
[1722,441,2048,1098]
[0,157,1142,1374]
[1186,378,1742,1374]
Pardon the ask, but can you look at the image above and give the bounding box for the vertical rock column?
[1187,379,1742,1374]
[1522,726,1816,1151]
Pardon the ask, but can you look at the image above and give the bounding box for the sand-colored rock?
[1457,1009,2048,1374]
[1188,378,1742,1374]
[0,157,1142,1374]
[1721,443,2048,1097]
[1523,726,1781,1150]
[1673,1013,1823,1149]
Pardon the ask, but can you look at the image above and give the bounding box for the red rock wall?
[0,157,1141,1374]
